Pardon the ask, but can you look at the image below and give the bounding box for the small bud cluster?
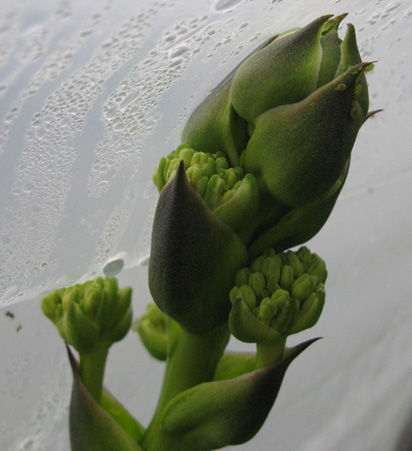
[153,145,246,210]
[41,277,132,353]
[229,247,326,337]
[135,303,169,361]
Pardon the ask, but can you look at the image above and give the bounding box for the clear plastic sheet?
[0,0,411,449]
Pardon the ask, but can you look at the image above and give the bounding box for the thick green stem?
[79,346,109,404]
[141,321,229,451]
[255,337,287,369]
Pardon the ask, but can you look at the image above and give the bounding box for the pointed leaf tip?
[149,157,248,333]
[160,338,320,449]
[67,346,143,450]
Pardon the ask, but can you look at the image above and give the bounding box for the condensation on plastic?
[0,0,411,450]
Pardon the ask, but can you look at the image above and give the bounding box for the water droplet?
[214,0,244,12]
[2,285,19,301]
[170,45,189,59]
[22,182,34,193]
[103,253,126,276]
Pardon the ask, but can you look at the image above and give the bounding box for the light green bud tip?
[134,303,169,361]
[229,246,327,340]
[153,144,243,208]
[153,145,260,237]
[41,276,133,353]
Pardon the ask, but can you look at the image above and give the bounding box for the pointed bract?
[160,339,319,450]
[181,77,246,167]
[231,16,331,124]
[242,63,369,207]
[149,162,248,333]
[248,162,348,257]
[67,347,143,451]
[336,23,369,115]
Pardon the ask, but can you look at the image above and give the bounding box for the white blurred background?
[0,0,411,449]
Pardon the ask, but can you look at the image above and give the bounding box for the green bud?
[296,246,312,264]
[153,148,260,240]
[248,272,266,299]
[229,297,281,344]
[135,303,169,361]
[292,274,313,302]
[235,267,251,287]
[41,292,59,321]
[106,307,133,344]
[288,285,326,334]
[279,265,294,291]
[153,156,167,191]
[64,303,101,353]
[41,277,133,353]
[258,297,277,326]
[270,289,294,335]
[136,318,168,361]
[230,247,327,342]
[307,254,328,283]
[261,257,281,282]
[286,250,305,278]
[266,277,280,294]
[231,16,331,124]
[83,287,103,317]
[62,286,80,312]
[249,255,265,273]
[175,15,374,251]
[235,285,257,310]
[115,287,133,323]
[242,62,371,208]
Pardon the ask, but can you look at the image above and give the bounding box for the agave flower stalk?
[40,13,376,451]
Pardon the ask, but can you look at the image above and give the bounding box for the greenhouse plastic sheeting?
[0,0,411,449]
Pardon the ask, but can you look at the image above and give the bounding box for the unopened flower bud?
[307,254,328,283]
[41,276,133,354]
[292,274,313,302]
[235,267,251,287]
[235,285,257,310]
[229,247,327,342]
[279,265,294,291]
[153,148,260,239]
[248,272,266,299]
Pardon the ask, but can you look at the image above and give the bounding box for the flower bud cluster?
[153,144,247,211]
[135,303,169,361]
[229,246,326,341]
[41,276,132,353]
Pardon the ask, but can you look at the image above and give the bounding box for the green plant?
[42,14,375,450]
